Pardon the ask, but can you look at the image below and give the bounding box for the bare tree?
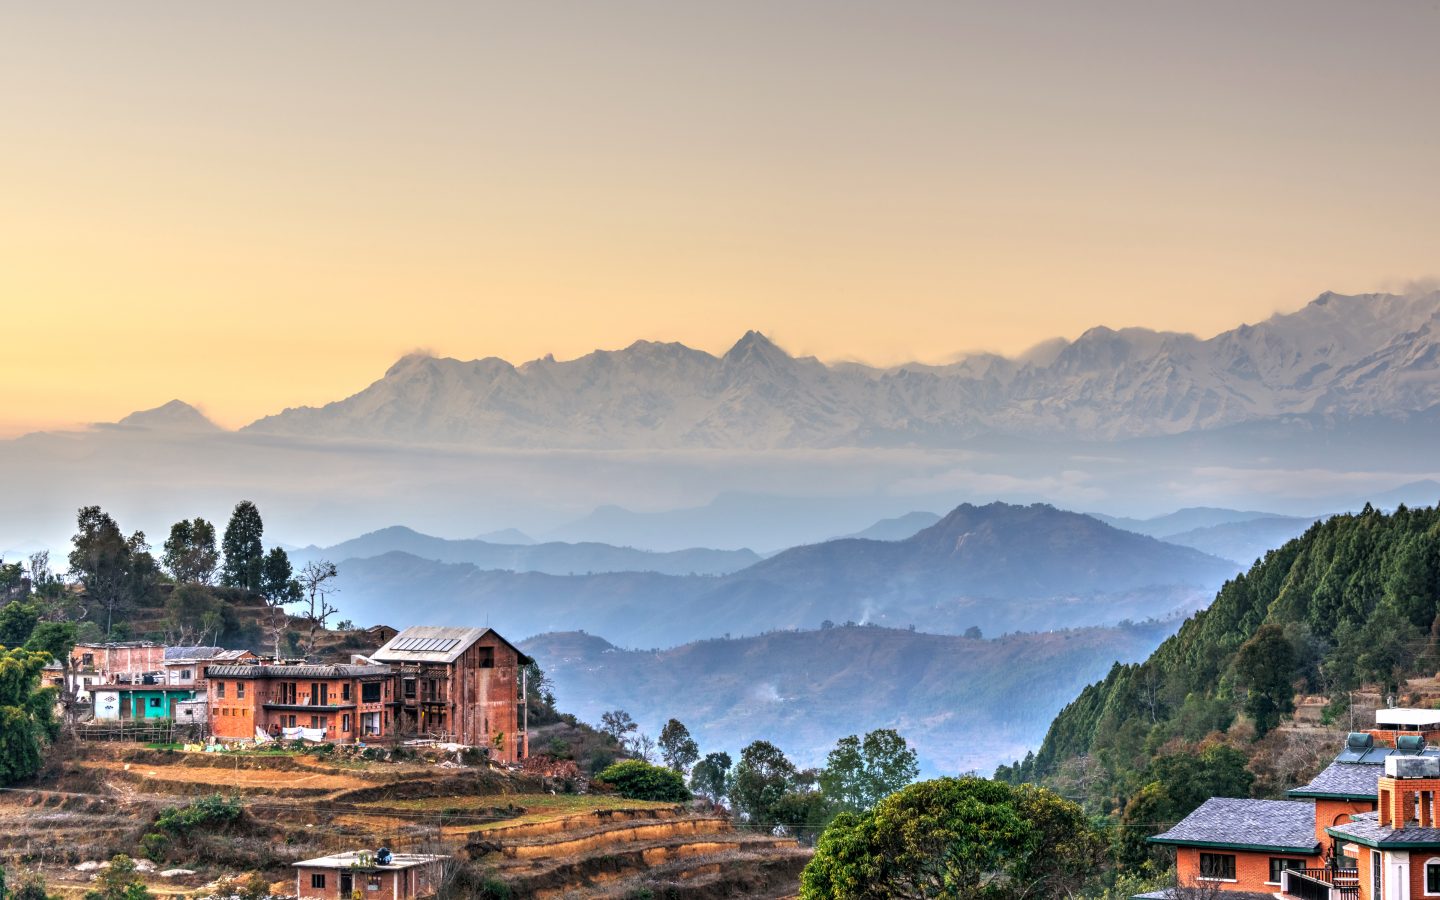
[629,732,657,763]
[298,560,340,660]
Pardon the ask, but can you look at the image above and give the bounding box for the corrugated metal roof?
[164,646,225,661]
[206,664,392,679]
[371,626,495,664]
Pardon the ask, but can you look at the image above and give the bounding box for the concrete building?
[370,626,531,762]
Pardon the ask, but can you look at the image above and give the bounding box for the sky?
[3,1,1439,434]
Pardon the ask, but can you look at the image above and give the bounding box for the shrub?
[154,794,243,836]
[138,832,169,862]
[596,760,691,802]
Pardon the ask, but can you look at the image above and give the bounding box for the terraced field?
[0,745,810,898]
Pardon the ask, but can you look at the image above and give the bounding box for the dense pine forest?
[997,502,1440,871]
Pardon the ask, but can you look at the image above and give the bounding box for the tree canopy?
[818,728,919,814]
[220,501,264,590]
[801,777,1104,900]
[0,648,60,785]
[658,718,700,773]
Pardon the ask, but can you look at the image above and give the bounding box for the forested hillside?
[999,503,1440,861]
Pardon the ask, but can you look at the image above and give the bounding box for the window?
[342,714,351,733]
[1270,858,1304,885]
[236,682,245,699]
[478,647,495,668]
[1374,850,1383,899]
[403,677,416,699]
[181,669,192,680]
[1199,853,1236,881]
[149,697,162,708]
[1427,858,1440,895]
[367,874,381,892]
[310,874,326,889]
[216,681,226,698]
[362,682,381,703]
[342,682,352,701]
[81,653,95,667]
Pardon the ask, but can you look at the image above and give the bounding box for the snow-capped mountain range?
[232,289,1440,448]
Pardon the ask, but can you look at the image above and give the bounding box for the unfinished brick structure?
[206,663,394,742]
[370,626,530,762]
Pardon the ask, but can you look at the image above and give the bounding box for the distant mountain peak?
[113,400,220,432]
[724,330,788,361]
[241,290,1440,449]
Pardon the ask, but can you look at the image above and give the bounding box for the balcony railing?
[1282,868,1359,900]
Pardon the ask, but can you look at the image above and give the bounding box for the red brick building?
[293,850,444,900]
[206,663,394,742]
[370,626,531,762]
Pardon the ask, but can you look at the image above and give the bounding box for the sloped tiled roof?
[1128,887,1278,892]
[1290,760,1385,799]
[1151,797,1318,852]
[1329,810,1440,848]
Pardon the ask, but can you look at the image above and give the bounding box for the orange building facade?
[207,663,393,743]
[1144,723,1434,899]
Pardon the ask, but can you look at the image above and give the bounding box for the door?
[340,871,352,898]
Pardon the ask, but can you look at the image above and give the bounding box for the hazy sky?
[3,1,1438,433]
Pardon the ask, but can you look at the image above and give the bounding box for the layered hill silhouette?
[329,502,1236,647]
[520,621,1176,775]
[244,290,1440,448]
[291,525,760,577]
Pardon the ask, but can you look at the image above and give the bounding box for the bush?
[154,794,243,836]
[596,760,691,802]
[138,832,169,862]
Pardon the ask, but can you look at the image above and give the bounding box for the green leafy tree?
[819,728,920,814]
[83,854,151,900]
[658,718,700,773]
[690,751,732,805]
[259,547,299,603]
[68,506,157,637]
[731,740,799,831]
[1116,743,1254,868]
[0,648,60,784]
[0,603,39,648]
[220,501,264,590]
[1233,623,1297,735]
[24,622,77,664]
[163,584,226,646]
[161,518,219,584]
[596,759,691,802]
[801,776,1105,900]
[258,547,300,659]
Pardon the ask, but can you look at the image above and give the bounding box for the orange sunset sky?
[3,2,1438,435]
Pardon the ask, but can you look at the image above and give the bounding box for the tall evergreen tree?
[220,501,264,590]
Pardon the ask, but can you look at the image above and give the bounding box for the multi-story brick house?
[206,663,394,742]
[1140,714,1440,899]
[370,626,531,762]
